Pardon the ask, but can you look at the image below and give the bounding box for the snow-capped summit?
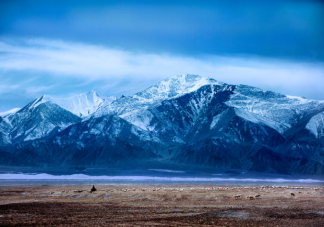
[25,90,116,117]
[44,90,116,117]
[91,74,221,118]
[133,74,222,102]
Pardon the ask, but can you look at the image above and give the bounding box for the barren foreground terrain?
[0,184,324,226]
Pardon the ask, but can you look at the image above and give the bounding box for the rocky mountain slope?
[1,74,324,174]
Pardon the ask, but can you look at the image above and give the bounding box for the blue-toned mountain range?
[1,74,324,174]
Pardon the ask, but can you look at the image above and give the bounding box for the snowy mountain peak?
[47,91,116,117]
[22,91,116,117]
[133,74,222,102]
[89,74,224,118]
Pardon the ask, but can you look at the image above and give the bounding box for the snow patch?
[120,109,154,131]
[89,128,101,135]
[210,109,228,129]
[286,95,308,104]
[0,108,21,117]
[306,112,324,138]
[173,136,186,144]
[234,108,286,133]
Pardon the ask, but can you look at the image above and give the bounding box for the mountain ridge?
[1,74,324,174]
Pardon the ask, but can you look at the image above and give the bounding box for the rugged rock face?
[1,74,324,174]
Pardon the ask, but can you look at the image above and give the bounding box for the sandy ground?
[0,184,324,226]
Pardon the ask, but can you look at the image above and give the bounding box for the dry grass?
[0,185,323,226]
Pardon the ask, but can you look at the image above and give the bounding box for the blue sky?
[0,0,324,112]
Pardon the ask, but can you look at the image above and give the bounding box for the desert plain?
[0,184,324,226]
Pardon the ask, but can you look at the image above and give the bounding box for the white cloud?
[0,84,20,95]
[0,38,324,100]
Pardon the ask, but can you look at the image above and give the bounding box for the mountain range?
[1,74,324,174]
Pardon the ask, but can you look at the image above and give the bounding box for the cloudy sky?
[0,0,323,112]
